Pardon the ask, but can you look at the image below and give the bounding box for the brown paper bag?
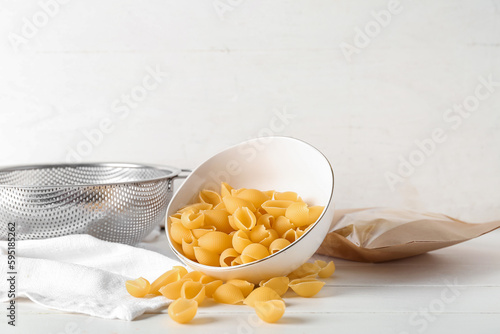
[316,208,500,262]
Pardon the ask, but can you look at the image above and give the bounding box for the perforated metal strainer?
[0,163,189,245]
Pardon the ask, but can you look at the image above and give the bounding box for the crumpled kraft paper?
[316,208,500,262]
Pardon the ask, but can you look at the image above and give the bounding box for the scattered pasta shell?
[168,298,197,324]
[203,210,232,233]
[220,248,240,267]
[232,230,252,254]
[259,277,289,296]
[170,222,192,245]
[150,269,181,295]
[204,279,223,298]
[288,262,321,280]
[159,278,192,300]
[243,287,283,307]
[236,189,270,208]
[173,266,189,278]
[198,231,233,254]
[285,202,310,227]
[222,196,256,215]
[181,210,204,230]
[180,281,206,305]
[125,277,150,298]
[254,300,286,323]
[194,247,220,267]
[241,243,270,264]
[213,284,245,304]
[314,260,336,278]
[268,238,291,254]
[227,279,255,297]
[199,190,222,206]
[199,275,218,284]
[288,278,325,297]
[232,207,257,231]
[183,271,205,282]
[272,216,293,236]
[274,191,302,202]
[261,200,294,218]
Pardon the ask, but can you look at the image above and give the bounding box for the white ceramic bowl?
[165,137,335,284]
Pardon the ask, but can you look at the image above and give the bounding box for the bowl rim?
[166,136,335,272]
[0,163,181,188]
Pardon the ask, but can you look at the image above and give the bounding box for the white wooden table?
[3,230,499,334]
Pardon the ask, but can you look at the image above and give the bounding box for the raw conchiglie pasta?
[231,207,257,231]
[220,248,240,267]
[150,269,181,295]
[231,256,243,266]
[222,195,256,215]
[180,281,205,305]
[288,262,321,279]
[191,226,216,239]
[268,238,291,254]
[181,210,204,230]
[259,277,289,296]
[203,210,232,233]
[204,279,223,298]
[261,200,294,218]
[236,189,270,208]
[169,215,182,224]
[295,228,306,239]
[272,216,293,236]
[274,191,302,202]
[243,287,283,307]
[232,230,252,254]
[182,238,198,261]
[179,203,212,214]
[254,300,286,323]
[227,279,255,297]
[282,229,299,243]
[199,190,222,206]
[213,283,245,304]
[220,182,233,198]
[308,206,325,225]
[194,247,220,267]
[126,277,150,298]
[173,266,189,278]
[314,260,336,278]
[198,231,233,254]
[257,214,274,229]
[263,190,275,198]
[288,278,325,297]
[249,224,268,243]
[170,222,192,245]
[241,243,270,263]
[183,271,205,282]
[159,278,192,300]
[168,298,197,324]
[214,202,226,210]
[285,202,310,227]
[259,229,279,248]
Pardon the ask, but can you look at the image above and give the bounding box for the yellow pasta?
[259,277,289,296]
[173,266,189,278]
[181,210,204,230]
[227,279,255,297]
[170,222,192,245]
[150,269,181,295]
[241,243,269,264]
[254,300,286,323]
[288,262,321,280]
[198,231,232,254]
[168,298,198,324]
[204,279,223,298]
[231,256,243,266]
[214,202,226,210]
[268,238,291,254]
[183,271,205,282]
[203,209,232,233]
[231,207,257,231]
[222,195,256,215]
[159,278,192,300]
[191,226,216,239]
[288,278,325,297]
[213,283,245,304]
[259,229,279,248]
[220,182,233,198]
[125,277,150,298]
[282,228,299,243]
[257,213,274,229]
[220,248,240,267]
[179,203,212,214]
[314,260,336,278]
[274,191,302,202]
[261,200,294,218]
[285,202,310,227]
[199,190,222,206]
[272,216,293,236]
[180,281,205,305]
[232,230,252,254]
[182,238,198,261]
[199,275,217,284]
[308,206,324,225]
[194,247,220,267]
[235,189,270,208]
[249,224,268,243]
[243,287,283,307]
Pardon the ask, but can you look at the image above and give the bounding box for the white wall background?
[0,0,499,221]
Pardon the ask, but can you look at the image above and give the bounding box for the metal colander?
[0,163,189,245]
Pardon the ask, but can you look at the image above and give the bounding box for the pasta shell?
[180,281,205,305]
[269,238,291,254]
[194,247,220,267]
[181,210,205,230]
[243,287,283,307]
[227,279,255,298]
[274,191,302,202]
[272,216,293,236]
[259,277,289,296]
[198,231,233,254]
[199,275,218,284]
[214,202,227,210]
[231,256,243,266]
[169,215,181,224]
[259,229,279,248]
[203,209,232,233]
[232,207,257,231]
[170,222,192,244]
[288,262,321,280]
[182,238,198,261]
[263,190,275,199]
[191,226,216,239]
[254,300,286,323]
[220,248,240,267]
[314,260,336,278]
[220,182,233,198]
[285,202,310,227]
[199,190,222,206]
[183,271,205,282]
[231,188,246,196]
[282,228,298,243]
[232,230,252,254]
[257,214,274,229]
[168,298,197,324]
[204,279,223,298]
[213,284,245,304]
[308,206,325,225]
[261,200,294,218]
[241,243,270,263]
[249,224,269,243]
[150,269,181,295]
[125,277,150,298]
[173,266,189,278]
[179,203,213,214]
[159,278,192,300]
[222,195,256,215]
[236,189,270,208]
[288,278,325,297]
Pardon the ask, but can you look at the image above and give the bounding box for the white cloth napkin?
[0,234,182,321]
